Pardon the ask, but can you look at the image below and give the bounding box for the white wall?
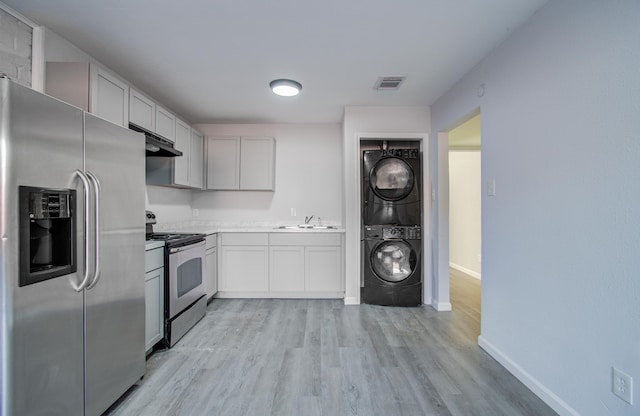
[342,106,430,305]
[145,185,192,224]
[42,27,92,62]
[191,123,342,224]
[448,150,481,278]
[431,1,640,415]
[0,6,32,87]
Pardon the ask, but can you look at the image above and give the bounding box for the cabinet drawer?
[206,234,217,250]
[221,233,269,246]
[269,233,341,246]
[145,247,164,272]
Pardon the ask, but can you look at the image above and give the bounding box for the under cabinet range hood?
[129,123,182,157]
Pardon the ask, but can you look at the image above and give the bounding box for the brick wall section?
[0,8,32,87]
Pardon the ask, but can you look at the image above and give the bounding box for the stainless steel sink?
[275,225,337,230]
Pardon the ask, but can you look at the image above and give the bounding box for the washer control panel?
[381,226,421,240]
[381,148,419,159]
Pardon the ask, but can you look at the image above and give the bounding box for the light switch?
[488,180,496,196]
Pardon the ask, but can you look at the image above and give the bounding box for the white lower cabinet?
[205,234,217,300]
[144,246,164,353]
[218,232,343,298]
[219,233,269,294]
[220,247,269,292]
[305,246,342,292]
[269,246,305,292]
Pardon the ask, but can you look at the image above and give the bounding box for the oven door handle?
[169,240,206,254]
[85,171,101,290]
[72,169,92,292]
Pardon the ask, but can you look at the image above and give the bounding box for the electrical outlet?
[192,209,199,217]
[612,367,633,404]
[290,208,297,217]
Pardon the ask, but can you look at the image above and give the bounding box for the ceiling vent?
[374,76,406,90]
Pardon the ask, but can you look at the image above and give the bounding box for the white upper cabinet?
[155,105,176,143]
[45,62,129,127]
[206,137,241,190]
[173,118,191,186]
[205,136,275,191]
[129,88,155,131]
[240,137,275,190]
[90,66,129,127]
[146,122,205,189]
[190,129,205,189]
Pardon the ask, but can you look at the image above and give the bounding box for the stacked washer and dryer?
[362,145,423,306]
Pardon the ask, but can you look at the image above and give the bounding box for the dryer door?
[370,240,417,283]
[369,157,415,201]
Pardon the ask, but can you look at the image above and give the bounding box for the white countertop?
[152,221,345,235]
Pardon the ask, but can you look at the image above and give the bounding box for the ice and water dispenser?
[19,186,77,286]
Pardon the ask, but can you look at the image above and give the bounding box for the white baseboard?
[433,300,452,311]
[450,262,481,280]
[343,296,359,305]
[478,336,579,416]
[216,291,344,299]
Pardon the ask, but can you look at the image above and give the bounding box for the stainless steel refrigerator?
[0,78,146,415]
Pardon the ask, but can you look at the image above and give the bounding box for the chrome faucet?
[304,215,314,224]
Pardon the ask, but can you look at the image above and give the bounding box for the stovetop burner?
[147,233,199,241]
[146,232,205,248]
[145,211,205,247]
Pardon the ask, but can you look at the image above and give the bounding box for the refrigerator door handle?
[86,171,102,290]
[73,169,93,292]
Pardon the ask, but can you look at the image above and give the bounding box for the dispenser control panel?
[29,191,72,219]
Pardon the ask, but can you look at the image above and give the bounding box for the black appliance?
[362,225,422,306]
[130,123,182,157]
[362,149,421,226]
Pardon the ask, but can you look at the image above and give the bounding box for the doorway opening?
[447,111,481,332]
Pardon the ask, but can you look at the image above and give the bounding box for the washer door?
[370,157,415,201]
[371,240,417,283]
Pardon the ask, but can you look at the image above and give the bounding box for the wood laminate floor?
[106,271,557,416]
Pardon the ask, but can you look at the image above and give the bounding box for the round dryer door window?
[371,240,417,283]
[370,157,415,201]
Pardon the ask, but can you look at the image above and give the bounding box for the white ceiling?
[7,0,547,124]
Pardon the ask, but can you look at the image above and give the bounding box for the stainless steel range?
[146,211,206,348]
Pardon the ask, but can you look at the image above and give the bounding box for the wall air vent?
[374,76,406,90]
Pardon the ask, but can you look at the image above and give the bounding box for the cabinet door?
[173,118,191,186]
[190,129,204,189]
[206,247,217,299]
[269,246,305,292]
[206,136,240,190]
[220,246,268,292]
[240,137,275,190]
[155,105,176,142]
[145,267,164,351]
[305,246,342,292]
[90,66,129,127]
[129,88,155,131]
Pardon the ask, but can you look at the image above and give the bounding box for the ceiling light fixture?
[270,79,302,97]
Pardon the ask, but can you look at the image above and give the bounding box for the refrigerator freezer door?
[83,113,146,416]
[0,79,85,415]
